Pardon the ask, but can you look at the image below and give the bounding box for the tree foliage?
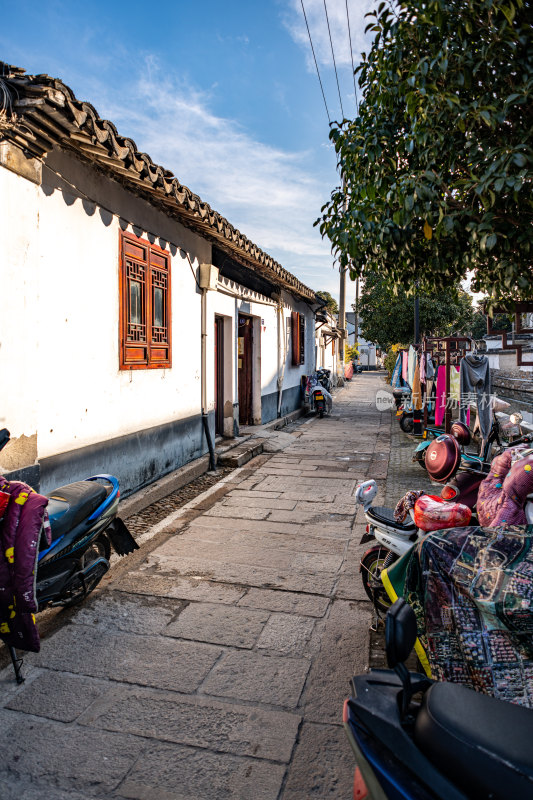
[316,290,339,314]
[359,271,478,349]
[318,0,533,307]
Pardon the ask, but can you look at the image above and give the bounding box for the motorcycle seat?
[47,480,108,539]
[366,505,416,531]
[414,681,533,800]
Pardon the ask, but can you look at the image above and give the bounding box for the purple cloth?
[0,478,50,652]
[477,450,533,527]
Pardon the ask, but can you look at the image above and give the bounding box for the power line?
[345,0,359,114]
[323,0,344,120]
[300,0,331,125]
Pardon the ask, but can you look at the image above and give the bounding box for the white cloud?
[96,65,340,295]
[282,0,375,70]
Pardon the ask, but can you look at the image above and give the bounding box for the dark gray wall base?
[2,464,41,492]
[261,385,302,424]
[39,412,215,498]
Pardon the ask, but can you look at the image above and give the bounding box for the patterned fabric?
[394,490,424,522]
[0,478,50,652]
[383,525,533,706]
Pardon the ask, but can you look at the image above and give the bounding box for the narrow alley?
[0,373,392,800]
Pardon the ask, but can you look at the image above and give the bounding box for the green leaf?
[501,4,516,24]
[486,233,497,250]
[513,153,527,167]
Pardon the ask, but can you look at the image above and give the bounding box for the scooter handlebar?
[0,429,10,453]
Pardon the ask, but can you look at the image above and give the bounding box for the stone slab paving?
[0,372,394,799]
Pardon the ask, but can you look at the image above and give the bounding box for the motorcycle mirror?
[0,429,10,452]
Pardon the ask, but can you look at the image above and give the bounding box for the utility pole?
[338,175,348,382]
[354,277,359,358]
[338,265,346,379]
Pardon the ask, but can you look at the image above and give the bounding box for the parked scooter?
[356,431,533,613]
[306,373,332,418]
[0,428,138,681]
[413,401,530,470]
[344,598,533,800]
[316,367,332,392]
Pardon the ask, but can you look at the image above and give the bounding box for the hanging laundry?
[434,365,446,427]
[460,353,491,451]
[407,345,417,388]
[390,353,402,388]
[402,350,409,383]
[449,365,460,402]
[412,359,423,411]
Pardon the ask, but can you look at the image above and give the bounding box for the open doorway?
[214,316,224,435]
[238,315,253,425]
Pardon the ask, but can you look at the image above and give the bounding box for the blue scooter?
[344,599,533,799]
[0,429,138,682]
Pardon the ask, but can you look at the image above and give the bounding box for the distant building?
[315,309,341,380]
[345,312,378,370]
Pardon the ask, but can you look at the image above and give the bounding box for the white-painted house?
[315,309,341,379]
[0,63,319,497]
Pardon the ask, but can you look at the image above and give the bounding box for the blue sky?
[1,0,374,299]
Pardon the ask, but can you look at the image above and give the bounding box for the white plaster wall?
[318,337,337,373]
[0,166,41,439]
[3,150,209,460]
[280,291,315,391]
[2,147,318,465]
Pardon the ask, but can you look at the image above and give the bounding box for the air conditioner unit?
[199,264,219,290]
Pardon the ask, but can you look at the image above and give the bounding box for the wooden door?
[238,316,253,425]
[215,317,224,435]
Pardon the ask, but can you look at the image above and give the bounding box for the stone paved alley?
[0,372,397,800]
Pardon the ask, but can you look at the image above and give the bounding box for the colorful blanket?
[382,525,533,707]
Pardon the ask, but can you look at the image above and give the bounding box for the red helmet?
[451,421,471,446]
[425,435,462,482]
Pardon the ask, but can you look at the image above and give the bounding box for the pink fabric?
[420,352,426,384]
[434,365,446,426]
[402,351,408,382]
[414,494,472,532]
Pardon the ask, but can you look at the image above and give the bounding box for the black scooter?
[344,599,533,799]
[0,429,138,682]
[316,367,332,392]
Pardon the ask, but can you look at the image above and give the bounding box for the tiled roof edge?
[0,62,318,302]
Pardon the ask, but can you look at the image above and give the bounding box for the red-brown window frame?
[119,231,172,370]
[291,311,306,366]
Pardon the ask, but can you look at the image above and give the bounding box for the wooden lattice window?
[291,311,306,366]
[119,232,171,369]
